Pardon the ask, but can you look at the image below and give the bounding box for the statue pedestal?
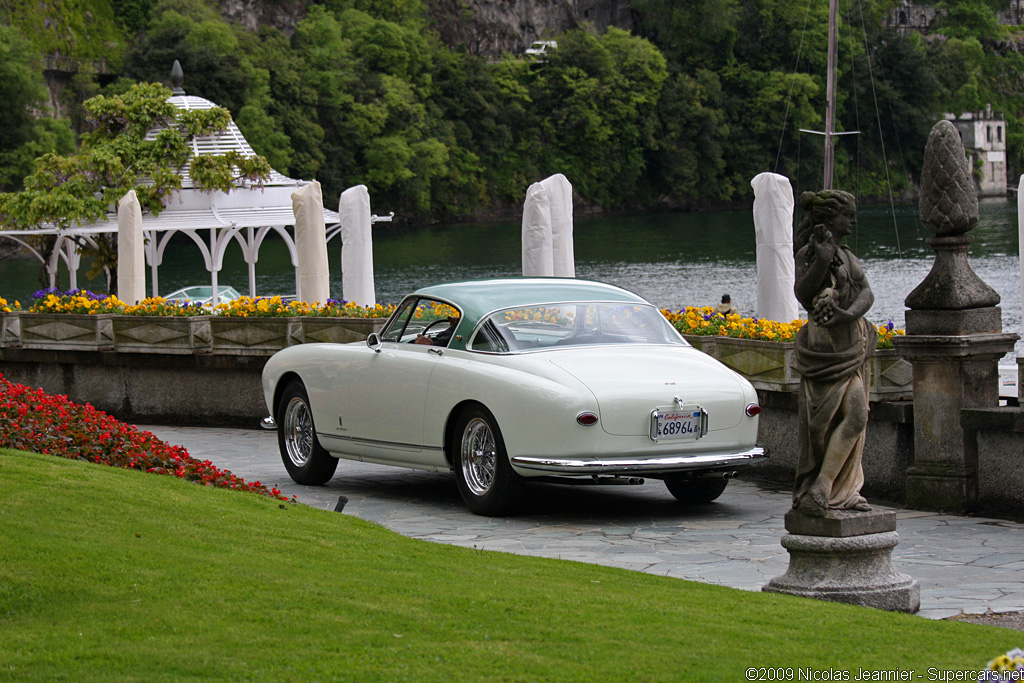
[763,509,920,613]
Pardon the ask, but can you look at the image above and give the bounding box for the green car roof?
[410,278,650,351]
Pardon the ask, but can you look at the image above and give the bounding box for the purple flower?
[886,319,894,331]
[33,287,62,299]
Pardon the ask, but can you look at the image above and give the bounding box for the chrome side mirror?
[367,332,383,353]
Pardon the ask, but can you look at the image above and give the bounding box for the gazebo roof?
[161,91,299,190]
[49,74,340,235]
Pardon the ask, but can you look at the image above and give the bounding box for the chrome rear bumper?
[510,447,767,475]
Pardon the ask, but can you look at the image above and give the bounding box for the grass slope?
[0,448,1015,682]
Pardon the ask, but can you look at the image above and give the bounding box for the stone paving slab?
[141,424,1024,621]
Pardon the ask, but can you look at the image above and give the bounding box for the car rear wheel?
[664,476,729,504]
[277,380,338,485]
[454,407,524,516]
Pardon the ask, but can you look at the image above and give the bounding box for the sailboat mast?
[824,0,838,190]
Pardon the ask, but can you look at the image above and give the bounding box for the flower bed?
[0,373,291,501]
[2,290,396,353]
[666,307,913,399]
[661,306,905,349]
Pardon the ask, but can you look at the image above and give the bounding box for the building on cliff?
[944,105,1008,197]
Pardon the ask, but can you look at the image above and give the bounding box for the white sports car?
[262,279,766,515]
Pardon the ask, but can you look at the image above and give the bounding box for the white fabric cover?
[339,185,376,307]
[751,172,799,323]
[522,181,554,276]
[522,173,574,277]
[1018,177,1024,340]
[546,174,575,277]
[292,181,330,304]
[117,189,146,304]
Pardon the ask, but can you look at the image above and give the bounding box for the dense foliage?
[0,0,1020,219]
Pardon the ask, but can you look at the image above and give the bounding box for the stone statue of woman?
[792,189,875,514]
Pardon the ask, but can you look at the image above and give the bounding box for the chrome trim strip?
[318,432,444,452]
[510,447,767,474]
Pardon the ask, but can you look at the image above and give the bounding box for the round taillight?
[577,412,599,426]
[745,403,762,417]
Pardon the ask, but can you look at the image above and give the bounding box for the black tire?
[276,380,338,485]
[664,476,729,504]
[453,406,524,516]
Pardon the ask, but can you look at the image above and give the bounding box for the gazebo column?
[209,227,220,303]
[244,226,258,297]
[145,229,159,297]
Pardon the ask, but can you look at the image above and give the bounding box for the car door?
[340,297,454,465]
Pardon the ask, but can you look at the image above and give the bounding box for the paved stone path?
[143,425,1024,621]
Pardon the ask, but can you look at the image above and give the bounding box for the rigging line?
[846,5,862,255]
[856,0,903,259]
[774,0,817,174]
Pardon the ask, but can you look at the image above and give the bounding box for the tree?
[0,25,75,192]
[528,28,668,207]
[0,82,271,292]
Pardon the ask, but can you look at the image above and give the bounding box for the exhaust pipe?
[696,471,738,480]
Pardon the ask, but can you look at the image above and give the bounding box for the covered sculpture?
[791,189,874,513]
[522,174,574,277]
[751,172,799,323]
[116,189,146,305]
[339,185,376,307]
[292,181,331,304]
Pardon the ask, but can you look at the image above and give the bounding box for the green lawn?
[0,448,1015,682]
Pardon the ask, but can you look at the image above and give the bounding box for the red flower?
[0,373,291,502]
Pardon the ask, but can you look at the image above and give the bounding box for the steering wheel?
[420,318,451,337]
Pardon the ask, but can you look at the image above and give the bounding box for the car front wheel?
[277,380,338,485]
[664,476,729,504]
[454,407,524,516]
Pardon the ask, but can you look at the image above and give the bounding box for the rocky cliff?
[426,0,637,56]
[216,0,636,55]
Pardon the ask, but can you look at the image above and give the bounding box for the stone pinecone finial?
[919,120,978,237]
[170,60,185,95]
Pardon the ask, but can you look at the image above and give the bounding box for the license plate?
[650,406,706,441]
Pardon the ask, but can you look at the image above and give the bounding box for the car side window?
[470,320,512,353]
[381,298,461,345]
[381,299,418,342]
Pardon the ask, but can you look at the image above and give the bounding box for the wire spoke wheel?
[276,380,338,485]
[453,407,524,516]
[460,417,497,496]
[283,396,315,468]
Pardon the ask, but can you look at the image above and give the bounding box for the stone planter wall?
[296,317,385,345]
[682,334,913,401]
[112,316,212,354]
[208,317,300,355]
[19,313,114,351]
[1,311,19,347]
[1,314,388,356]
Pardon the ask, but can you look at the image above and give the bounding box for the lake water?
[1,198,1020,353]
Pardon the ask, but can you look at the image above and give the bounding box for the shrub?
[0,373,291,501]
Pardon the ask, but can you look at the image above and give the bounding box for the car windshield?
[469,302,686,353]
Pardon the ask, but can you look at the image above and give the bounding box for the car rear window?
[469,302,686,353]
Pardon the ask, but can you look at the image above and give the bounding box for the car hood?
[548,346,752,436]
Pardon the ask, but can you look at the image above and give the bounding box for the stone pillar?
[894,120,1018,512]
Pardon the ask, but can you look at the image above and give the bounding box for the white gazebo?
[0,70,389,302]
